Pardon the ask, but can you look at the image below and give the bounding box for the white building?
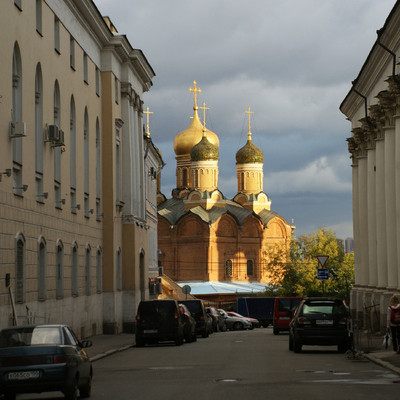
[340,1,400,330]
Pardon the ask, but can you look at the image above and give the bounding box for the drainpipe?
[351,80,368,120]
[376,29,396,77]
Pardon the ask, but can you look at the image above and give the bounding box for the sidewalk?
[85,333,135,362]
[353,331,400,376]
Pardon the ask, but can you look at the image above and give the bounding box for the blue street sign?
[317,268,329,280]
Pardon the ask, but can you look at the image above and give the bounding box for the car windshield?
[0,326,62,347]
[302,301,348,317]
[140,301,176,317]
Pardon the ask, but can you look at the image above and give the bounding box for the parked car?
[179,303,197,343]
[180,300,211,337]
[227,311,260,329]
[219,310,252,330]
[273,297,303,335]
[289,297,352,353]
[135,299,185,346]
[206,306,227,332]
[0,324,93,400]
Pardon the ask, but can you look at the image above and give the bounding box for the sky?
[94,0,396,240]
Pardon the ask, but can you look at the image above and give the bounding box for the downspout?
[376,29,396,77]
[351,80,368,120]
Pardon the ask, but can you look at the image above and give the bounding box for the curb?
[363,353,400,376]
[90,343,135,362]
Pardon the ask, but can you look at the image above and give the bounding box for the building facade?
[157,82,293,286]
[340,1,400,330]
[0,0,159,336]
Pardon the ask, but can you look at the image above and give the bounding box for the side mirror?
[80,340,93,349]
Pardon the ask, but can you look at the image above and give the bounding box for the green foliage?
[263,227,354,301]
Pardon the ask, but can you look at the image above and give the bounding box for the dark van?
[135,300,184,346]
[273,297,303,335]
[179,299,210,338]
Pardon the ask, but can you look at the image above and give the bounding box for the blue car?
[0,324,93,400]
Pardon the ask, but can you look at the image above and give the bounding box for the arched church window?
[225,260,232,277]
[247,260,253,276]
[182,168,188,186]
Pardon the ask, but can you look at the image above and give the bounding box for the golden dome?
[174,108,219,156]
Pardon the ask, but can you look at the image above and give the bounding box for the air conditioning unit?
[155,278,162,294]
[53,129,65,147]
[9,121,26,138]
[47,125,59,142]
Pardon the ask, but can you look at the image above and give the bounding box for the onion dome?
[174,109,219,156]
[173,81,219,156]
[190,130,219,161]
[236,138,263,164]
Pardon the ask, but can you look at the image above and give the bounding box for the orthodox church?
[156,81,293,289]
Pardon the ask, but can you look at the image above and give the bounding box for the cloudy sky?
[95,0,395,240]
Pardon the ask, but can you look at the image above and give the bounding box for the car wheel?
[248,325,254,330]
[64,376,79,400]
[136,335,145,347]
[289,334,294,351]
[221,323,227,332]
[175,333,184,346]
[80,373,92,398]
[338,343,349,353]
[293,337,302,353]
[233,322,243,331]
[202,328,209,338]
[4,392,16,400]
[273,327,279,335]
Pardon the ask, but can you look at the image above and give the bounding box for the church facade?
[157,82,293,285]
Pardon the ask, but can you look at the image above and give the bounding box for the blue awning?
[177,281,272,295]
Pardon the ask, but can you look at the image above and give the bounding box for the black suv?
[180,300,210,338]
[289,297,352,353]
[135,300,185,346]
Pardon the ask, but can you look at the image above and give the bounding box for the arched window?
[182,169,188,187]
[225,260,232,277]
[54,81,62,207]
[96,118,101,219]
[96,247,102,293]
[38,236,46,301]
[247,260,253,276]
[85,245,91,296]
[12,43,23,195]
[70,96,77,212]
[84,108,90,217]
[71,242,78,297]
[56,240,64,299]
[35,64,44,201]
[15,233,26,304]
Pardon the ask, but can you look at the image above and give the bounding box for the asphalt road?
[17,328,400,400]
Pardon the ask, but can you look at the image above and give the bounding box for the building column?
[375,136,388,288]
[357,154,368,287]
[395,115,400,290]
[367,145,377,287]
[384,126,397,289]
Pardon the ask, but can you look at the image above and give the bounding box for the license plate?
[143,329,158,333]
[8,370,40,380]
[279,317,290,320]
[316,320,333,325]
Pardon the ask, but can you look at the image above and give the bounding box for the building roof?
[158,196,282,227]
[176,281,272,295]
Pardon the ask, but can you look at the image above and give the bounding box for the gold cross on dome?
[199,102,210,128]
[245,107,254,139]
[189,80,201,109]
[143,107,153,138]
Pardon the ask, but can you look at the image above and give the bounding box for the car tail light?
[200,315,205,321]
[53,355,68,364]
[136,311,141,327]
[174,308,179,326]
[297,316,311,325]
[339,317,348,325]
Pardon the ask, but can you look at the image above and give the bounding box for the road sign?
[317,256,329,267]
[317,268,329,280]
[182,285,191,295]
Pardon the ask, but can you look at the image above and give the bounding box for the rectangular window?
[54,17,60,54]
[70,36,75,70]
[114,77,119,103]
[116,134,120,203]
[95,67,100,96]
[36,0,42,34]
[83,53,88,83]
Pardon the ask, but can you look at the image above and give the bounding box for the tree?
[263,227,354,302]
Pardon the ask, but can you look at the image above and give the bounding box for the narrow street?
[90,329,399,400]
